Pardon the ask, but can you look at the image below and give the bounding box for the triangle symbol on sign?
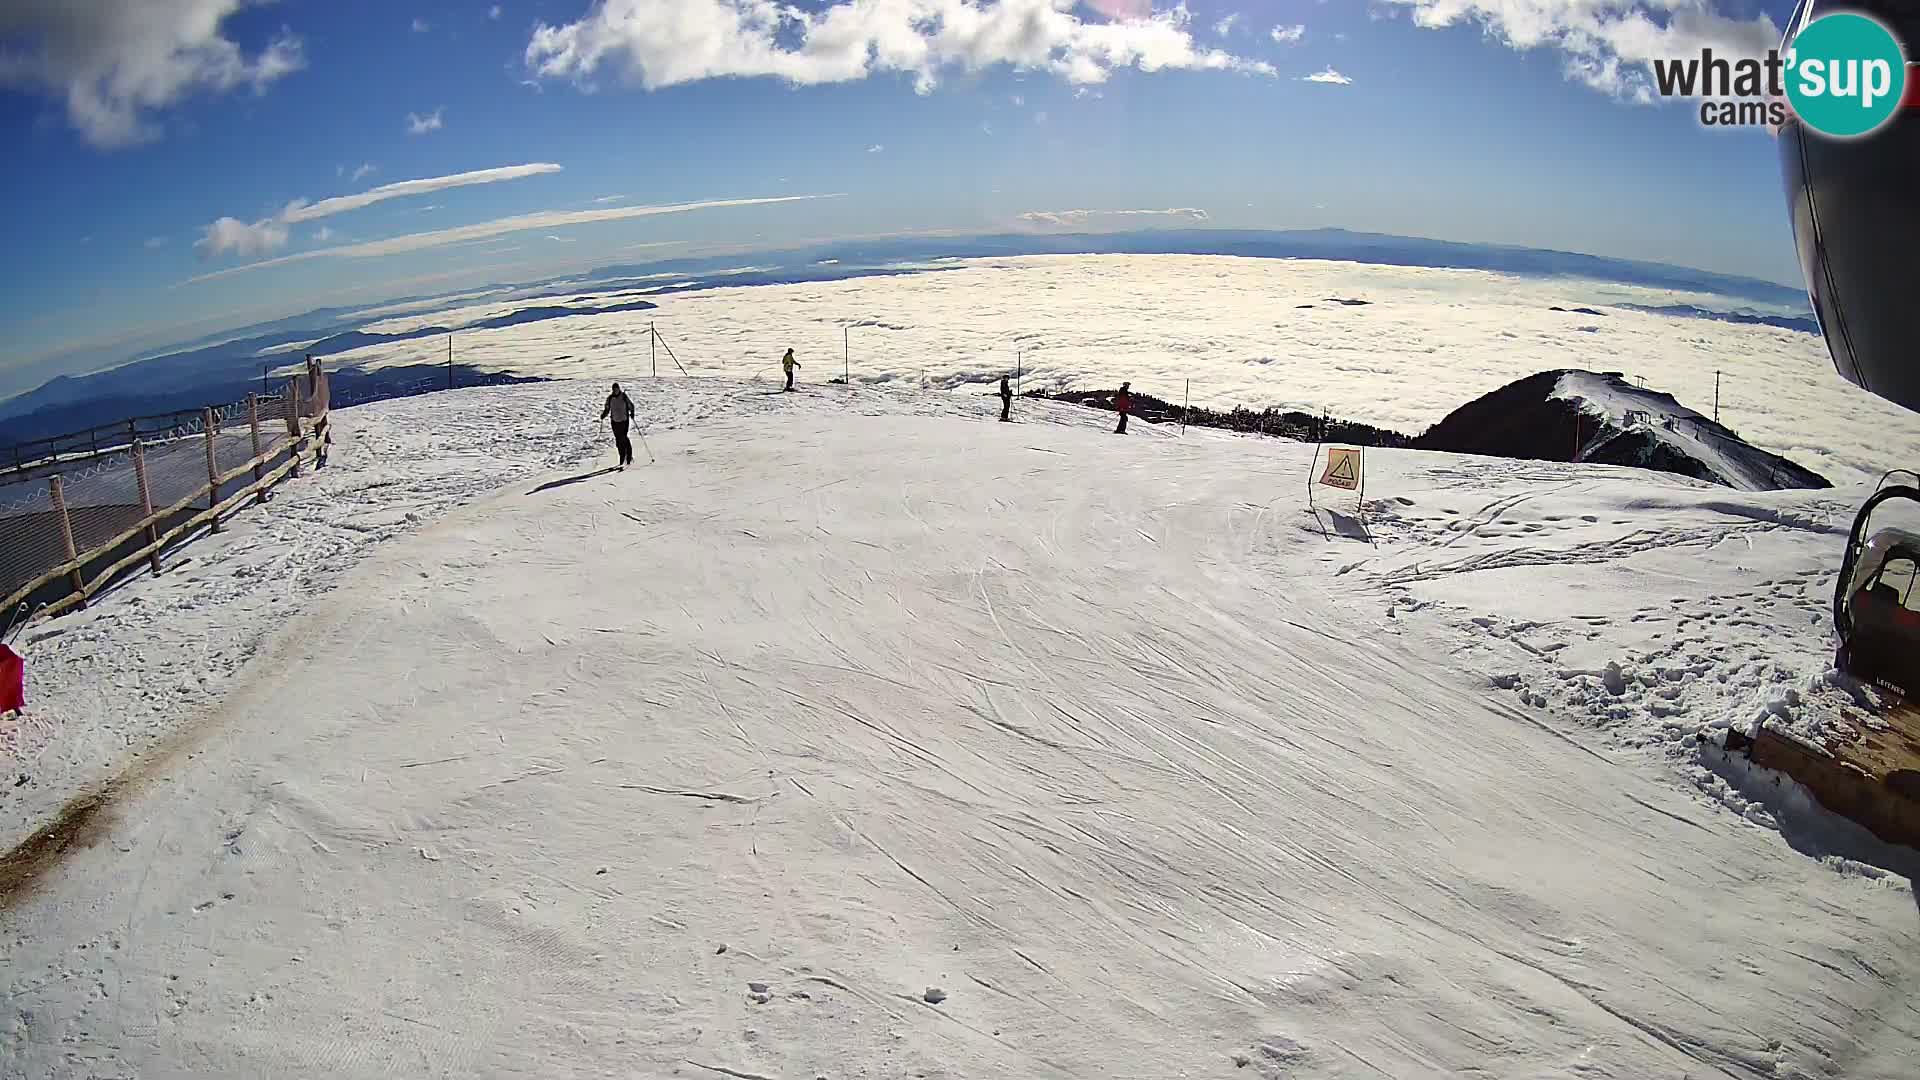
[1326,455,1357,483]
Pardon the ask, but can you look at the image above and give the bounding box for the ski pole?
[634,424,655,464]
[2,601,43,646]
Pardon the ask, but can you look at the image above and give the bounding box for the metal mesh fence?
[0,378,317,612]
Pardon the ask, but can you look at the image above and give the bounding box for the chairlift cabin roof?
[1845,526,1920,597]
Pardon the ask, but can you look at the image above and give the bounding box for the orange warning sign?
[1318,447,1361,491]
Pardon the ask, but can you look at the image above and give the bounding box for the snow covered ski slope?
[2,380,1915,1079]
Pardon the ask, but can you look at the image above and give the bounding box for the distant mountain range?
[1610,302,1821,335]
[0,228,1813,446]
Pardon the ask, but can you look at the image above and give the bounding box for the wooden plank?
[0,436,309,614]
[48,476,83,608]
[203,409,221,534]
[134,441,160,574]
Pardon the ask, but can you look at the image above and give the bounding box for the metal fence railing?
[0,367,329,623]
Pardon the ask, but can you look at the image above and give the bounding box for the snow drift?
[1416,370,1832,491]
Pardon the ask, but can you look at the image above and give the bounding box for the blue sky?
[1,0,1801,394]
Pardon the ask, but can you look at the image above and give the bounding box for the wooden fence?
[0,369,329,625]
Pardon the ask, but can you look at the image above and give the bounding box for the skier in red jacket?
[1114,382,1131,435]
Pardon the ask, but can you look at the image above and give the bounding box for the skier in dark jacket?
[1114,382,1131,434]
[600,383,636,468]
[999,375,1013,422]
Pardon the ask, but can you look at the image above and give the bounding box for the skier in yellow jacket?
[781,348,800,392]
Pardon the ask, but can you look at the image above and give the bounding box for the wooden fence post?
[248,393,264,487]
[133,440,162,574]
[285,380,303,478]
[48,474,84,609]
[203,408,222,534]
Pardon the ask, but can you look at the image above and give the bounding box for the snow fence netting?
[0,375,323,612]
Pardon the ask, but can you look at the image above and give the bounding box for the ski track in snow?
[2,377,1916,1079]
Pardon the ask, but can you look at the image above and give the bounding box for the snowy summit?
[1416,369,1833,492]
[1,378,1914,1078]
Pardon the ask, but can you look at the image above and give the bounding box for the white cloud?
[1213,14,1240,37]
[1302,67,1351,84]
[1011,93,1025,106]
[197,163,562,258]
[867,143,884,152]
[184,194,841,283]
[523,0,1278,95]
[407,108,444,134]
[281,164,558,223]
[547,234,577,242]
[412,16,430,33]
[1378,0,1779,105]
[145,236,167,249]
[196,216,289,258]
[1018,207,1210,228]
[1271,24,1305,44]
[314,226,336,242]
[490,5,504,20]
[352,162,377,182]
[594,194,627,203]
[0,1,306,148]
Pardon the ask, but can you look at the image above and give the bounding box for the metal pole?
[203,408,222,533]
[1713,370,1721,423]
[1181,379,1190,436]
[49,474,84,608]
[844,326,849,387]
[651,321,657,378]
[133,441,161,573]
[448,335,454,390]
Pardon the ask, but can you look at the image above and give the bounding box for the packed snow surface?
[3,378,1916,1079]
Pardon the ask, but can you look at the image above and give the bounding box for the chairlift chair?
[1833,472,1920,705]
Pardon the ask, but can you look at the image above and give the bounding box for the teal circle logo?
[1786,12,1908,138]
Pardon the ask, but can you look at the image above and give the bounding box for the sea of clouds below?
[317,254,1920,488]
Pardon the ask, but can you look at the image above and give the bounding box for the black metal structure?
[1776,0,1920,412]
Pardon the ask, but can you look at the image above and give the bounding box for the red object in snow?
[0,644,22,715]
